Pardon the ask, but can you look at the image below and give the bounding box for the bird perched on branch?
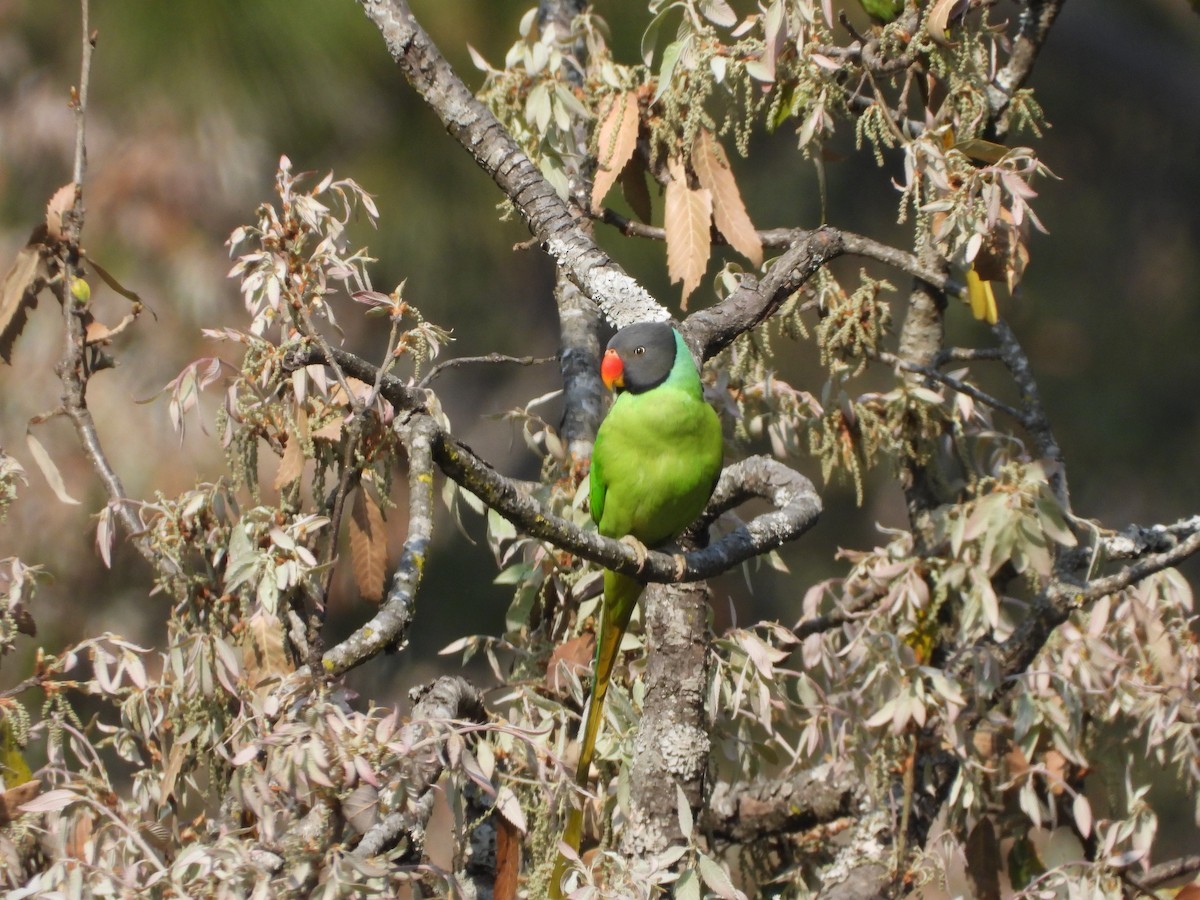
[550,321,723,895]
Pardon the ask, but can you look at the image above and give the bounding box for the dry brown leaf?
[926,0,961,47]
[343,783,380,835]
[618,153,653,224]
[545,633,595,697]
[0,228,49,364]
[664,156,712,309]
[45,183,75,242]
[692,129,763,267]
[350,488,388,603]
[590,91,640,212]
[329,377,373,407]
[1043,749,1067,795]
[158,742,186,806]
[65,809,94,860]
[83,317,113,345]
[964,818,1002,900]
[494,811,521,900]
[273,410,308,491]
[26,430,80,505]
[0,780,39,826]
[242,609,292,692]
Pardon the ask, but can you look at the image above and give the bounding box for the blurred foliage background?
[0,0,1198,763]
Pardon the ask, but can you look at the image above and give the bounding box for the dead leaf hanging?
[590,91,640,212]
[0,228,49,364]
[44,183,75,243]
[350,487,388,603]
[664,156,712,309]
[273,409,309,491]
[692,129,763,268]
[241,609,293,693]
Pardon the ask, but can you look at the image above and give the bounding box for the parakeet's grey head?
[601,322,679,394]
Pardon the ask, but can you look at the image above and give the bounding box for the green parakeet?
[857,0,905,24]
[550,322,723,894]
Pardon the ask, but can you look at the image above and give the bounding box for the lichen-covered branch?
[619,582,709,860]
[433,430,821,583]
[356,0,667,327]
[284,345,820,591]
[700,767,858,845]
[317,412,436,678]
[1131,854,1200,892]
[683,228,845,360]
[352,675,487,859]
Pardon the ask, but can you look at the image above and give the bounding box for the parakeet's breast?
[591,385,723,545]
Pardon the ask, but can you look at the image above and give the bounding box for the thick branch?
[433,432,821,583]
[1131,855,1200,892]
[683,228,845,360]
[620,582,709,859]
[700,767,857,844]
[356,0,666,327]
[353,676,487,859]
[318,412,435,677]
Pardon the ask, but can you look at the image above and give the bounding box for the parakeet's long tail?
[549,569,641,898]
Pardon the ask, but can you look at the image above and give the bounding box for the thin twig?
[933,346,1003,366]
[53,2,154,566]
[596,210,958,296]
[874,350,1026,423]
[416,352,557,390]
[317,412,437,677]
[991,319,1070,509]
[1130,855,1200,891]
[71,0,92,198]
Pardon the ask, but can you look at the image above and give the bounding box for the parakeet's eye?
[634,346,645,355]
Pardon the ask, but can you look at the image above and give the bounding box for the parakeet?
[551,322,723,894]
[857,0,905,24]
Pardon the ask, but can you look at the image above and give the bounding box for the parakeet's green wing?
[588,450,606,529]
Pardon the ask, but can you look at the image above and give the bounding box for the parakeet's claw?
[619,534,650,572]
[672,553,687,581]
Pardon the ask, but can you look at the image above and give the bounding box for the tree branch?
[50,3,160,569]
[416,352,556,391]
[318,411,436,678]
[1130,854,1200,892]
[619,581,710,859]
[683,228,845,360]
[596,212,958,296]
[700,766,858,844]
[356,0,667,327]
[432,430,821,584]
[987,0,1065,139]
[991,319,1070,509]
[352,676,487,859]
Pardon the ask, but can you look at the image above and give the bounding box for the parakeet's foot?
[672,553,687,581]
[619,534,650,572]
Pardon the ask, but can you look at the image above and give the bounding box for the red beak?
[600,348,624,390]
